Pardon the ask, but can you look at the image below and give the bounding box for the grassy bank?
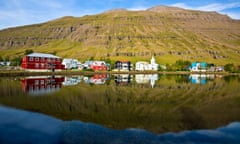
[0,69,233,77]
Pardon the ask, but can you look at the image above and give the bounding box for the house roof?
[136,61,149,64]
[91,61,106,66]
[27,53,60,59]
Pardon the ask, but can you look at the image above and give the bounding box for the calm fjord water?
[0,74,240,143]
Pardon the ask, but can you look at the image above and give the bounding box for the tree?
[24,49,34,55]
[90,56,95,60]
[4,56,9,61]
[174,60,191,71]
[224,63,234,72]
[10,56,22,66]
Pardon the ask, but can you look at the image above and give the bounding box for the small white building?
[135,56,158,71]
[0,61,11,66]
[62,59,82,70]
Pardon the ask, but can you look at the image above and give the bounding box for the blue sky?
[0,0,240,30]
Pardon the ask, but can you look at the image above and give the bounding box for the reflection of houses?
[114,61,133,71]
[22,76,64,95]
[62,59,82,70]
[114,74,133,85]
[190,62,207,72]
[135,56,158,71]
[188,74,215,84]
[84,74,110,84]
[21,53,64,72]
[135,74,158,88]
[62,76,82,86]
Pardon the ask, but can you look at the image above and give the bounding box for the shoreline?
[0,70,237,77]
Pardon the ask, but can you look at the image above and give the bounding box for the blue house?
[190,62,207,72]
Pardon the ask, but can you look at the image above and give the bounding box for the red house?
[21,53,64,72]
[21,76,65,95]
[90,61,107,71]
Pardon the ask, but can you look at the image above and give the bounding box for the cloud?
[170,3,192,9]
[197,2,240,11]
[170,2,240,20]
[171,2,240,11]
[221,11,240,19]
[127,6,148,11]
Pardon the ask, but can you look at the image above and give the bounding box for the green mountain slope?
[0,6,240,64]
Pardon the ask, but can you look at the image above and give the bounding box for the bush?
[224,63,234,72]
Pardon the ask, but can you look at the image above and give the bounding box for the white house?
[62,59,82,70]
[135,56,158,71]
[0,61,11,66]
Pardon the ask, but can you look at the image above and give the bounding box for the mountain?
[0,6,240,64]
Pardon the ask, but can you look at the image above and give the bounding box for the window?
[41,64,44,68]
[41,57,45,62]
[35,63,39,68]
[35,57,39,61]
[29,57,33,61]
[41,80,45,85]
[35,80,39,85]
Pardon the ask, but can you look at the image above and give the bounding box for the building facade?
[114,61,133,71]
[190,62,207,72]
[62,58,82,70]
[90,61,108,71]
[135,56,159,71]
[21,53,64,72]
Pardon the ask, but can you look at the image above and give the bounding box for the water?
[0,74,240,143]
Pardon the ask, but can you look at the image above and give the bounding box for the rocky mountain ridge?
[0,6,239,64]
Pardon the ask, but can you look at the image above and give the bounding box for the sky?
[0,0,240,30]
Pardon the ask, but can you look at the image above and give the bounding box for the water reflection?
[20,74,225,95]
[114,74,133,86]
[21,76,64,96]
[135,74,158,88]
[188,74,215,84]
[1,74,240,135]
[63,76,82,86]
[0,105,240,144]
[83,74,110,85]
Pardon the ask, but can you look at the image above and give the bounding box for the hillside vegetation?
[0,6,240,65]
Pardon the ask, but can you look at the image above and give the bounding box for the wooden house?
[114,61,133,71]
[21,53,64,72]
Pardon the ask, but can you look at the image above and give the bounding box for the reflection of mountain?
[62,76,82,86]
[21,76,64,95]
[135,74,158,88]
[1,75,240,134]
[84,74,110,85]
[114,74,133,86]
[0,105,240,144]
